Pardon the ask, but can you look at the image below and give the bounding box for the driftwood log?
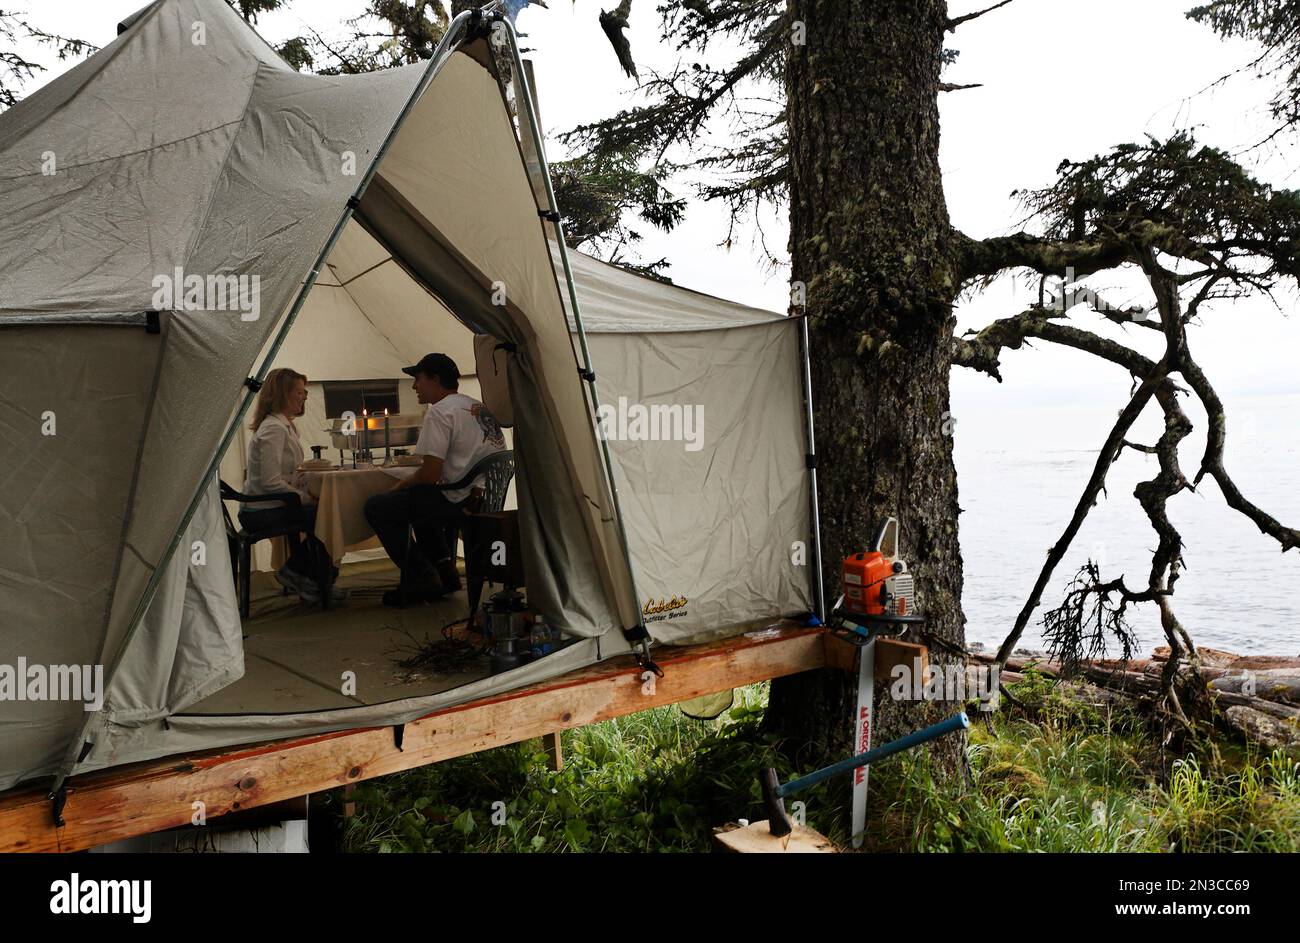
[967,646,1300,751]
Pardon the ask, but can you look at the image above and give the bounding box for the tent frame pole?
[798,314,827,622]
[498,18,652,650]
[50,12,478,799]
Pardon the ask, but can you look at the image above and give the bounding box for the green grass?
[320,674,1300,852]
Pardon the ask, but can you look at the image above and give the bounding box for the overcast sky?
[13,0,1299,415]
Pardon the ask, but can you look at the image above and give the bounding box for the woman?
[241,368,341,604]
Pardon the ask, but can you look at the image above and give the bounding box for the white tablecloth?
[302,464,418,563]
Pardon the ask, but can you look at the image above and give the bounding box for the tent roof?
[556,246,784,334]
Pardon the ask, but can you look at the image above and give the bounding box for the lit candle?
[361,407,368,460]
[384,407,391,464]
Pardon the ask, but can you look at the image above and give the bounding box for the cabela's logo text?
[643,594,689,622]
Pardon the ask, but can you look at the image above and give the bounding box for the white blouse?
[242,413,311,511]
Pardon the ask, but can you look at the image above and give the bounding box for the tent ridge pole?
[799,314,827,622]
[500,18,650,643]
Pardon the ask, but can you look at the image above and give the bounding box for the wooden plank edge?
[0,626,826,852]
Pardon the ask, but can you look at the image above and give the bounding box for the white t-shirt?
[413,392,506,503]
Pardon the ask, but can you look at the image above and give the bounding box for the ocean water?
[953,391,1300,657]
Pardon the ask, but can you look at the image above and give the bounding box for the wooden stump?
[713,820,836,853]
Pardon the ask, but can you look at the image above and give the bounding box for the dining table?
[301,463,419,564]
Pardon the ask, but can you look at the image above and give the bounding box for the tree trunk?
[766,0,968,788]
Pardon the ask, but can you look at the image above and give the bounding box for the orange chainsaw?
[837,517,924,628]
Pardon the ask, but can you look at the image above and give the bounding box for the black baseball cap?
[402,353,460,385]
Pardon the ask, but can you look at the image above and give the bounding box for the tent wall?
[0,327,162,789]
[588,323,813,644]
[269,220,481,381]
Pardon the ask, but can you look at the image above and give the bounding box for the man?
[364,353,506,607]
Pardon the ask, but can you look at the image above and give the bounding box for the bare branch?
[993,245,1192,673]
[1182,351,1300,552]
[947,0,1014,31]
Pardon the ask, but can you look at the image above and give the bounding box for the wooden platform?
[0,624,832,853]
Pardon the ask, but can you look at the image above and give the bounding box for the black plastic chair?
[219,480,329,619]
[407,450,515,622]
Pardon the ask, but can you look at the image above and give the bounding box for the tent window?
[322,380,400,418]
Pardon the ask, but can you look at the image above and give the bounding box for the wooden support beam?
[822,632,929,683]
[874,638,928,682]
[543,731,563,771]
[0,625,825,853]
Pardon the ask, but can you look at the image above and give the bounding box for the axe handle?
[777,712,969,799]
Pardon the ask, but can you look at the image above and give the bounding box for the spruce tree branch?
[951,308,1158,380]
[954,223,1219,283]
[649,17,785,161]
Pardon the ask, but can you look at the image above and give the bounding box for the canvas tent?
[0,0,820,797]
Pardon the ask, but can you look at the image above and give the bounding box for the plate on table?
[300,459,334,471]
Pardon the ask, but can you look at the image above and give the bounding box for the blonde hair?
[250,368,308,431]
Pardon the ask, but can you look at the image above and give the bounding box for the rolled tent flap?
[475,333,515,427]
